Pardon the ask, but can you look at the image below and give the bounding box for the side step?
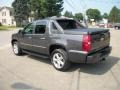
[22,50,49,59]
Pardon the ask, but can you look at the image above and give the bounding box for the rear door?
[20,23,35,51]
[32,21,48,55]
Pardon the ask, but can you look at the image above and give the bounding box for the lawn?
[0,26,17,31]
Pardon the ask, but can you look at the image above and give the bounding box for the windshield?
[57,20,85,30]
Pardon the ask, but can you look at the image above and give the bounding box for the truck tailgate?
[90,29,110,53]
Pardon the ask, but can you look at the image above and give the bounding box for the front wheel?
[51,49,70,71]
[12,41,23,55]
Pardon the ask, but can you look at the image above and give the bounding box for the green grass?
[0,26,17,31]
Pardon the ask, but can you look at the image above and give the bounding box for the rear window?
[57,20,85,30]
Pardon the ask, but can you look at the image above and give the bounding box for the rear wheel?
[51,49,70,71]
[12,41,23,55]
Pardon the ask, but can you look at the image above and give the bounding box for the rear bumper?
[68,46,112,63]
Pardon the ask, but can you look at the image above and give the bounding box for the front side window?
[23,23,34,34]
[35,22,46,34]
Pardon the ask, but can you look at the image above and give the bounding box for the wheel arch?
[11,39,18,45]
[49,44,67,55]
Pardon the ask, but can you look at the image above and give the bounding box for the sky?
[0,0,120,15]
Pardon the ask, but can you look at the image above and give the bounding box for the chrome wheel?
[52,53,65,69]
[13,43,19,54]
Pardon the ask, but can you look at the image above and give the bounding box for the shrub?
[0,22,2,26]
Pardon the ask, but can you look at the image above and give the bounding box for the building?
[0,6,16,26]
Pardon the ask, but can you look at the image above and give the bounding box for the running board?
[22,50,49,59]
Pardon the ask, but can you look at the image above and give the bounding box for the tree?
[64,11,73,18]
[29,0,45,19]
[118,10,120,22]
[12,0,64,25]
[29,0,63,19]
[102,13,109,19]
[86,8,101,22]
[74,13,83,21]
[0,22,2,26]
[44,0,63,17]
[109,6,120,23]
[12,0,30,27]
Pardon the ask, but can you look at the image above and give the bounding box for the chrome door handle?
[40,38,45,40]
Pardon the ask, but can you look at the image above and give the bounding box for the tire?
[115,26,119,30]
[51,49,70,71]
[12,41,23,56]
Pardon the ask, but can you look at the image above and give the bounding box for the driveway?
[0,29,120,90]
[0,29,18,47]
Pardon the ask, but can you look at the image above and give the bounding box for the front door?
[20,23,34,51]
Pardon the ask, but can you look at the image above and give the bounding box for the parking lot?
[0,28,120,90]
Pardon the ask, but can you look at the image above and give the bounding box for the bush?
[0,22,2,26]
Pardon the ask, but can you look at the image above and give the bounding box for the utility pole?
[80,0,88,27]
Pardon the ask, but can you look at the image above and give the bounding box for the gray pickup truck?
[11,17,111,71]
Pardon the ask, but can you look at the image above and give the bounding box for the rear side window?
[35,21,46,34]
[57,20,85,30]
[51,22,60,34]
[52,22,57,30]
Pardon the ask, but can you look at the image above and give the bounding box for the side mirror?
[18,29,24,35]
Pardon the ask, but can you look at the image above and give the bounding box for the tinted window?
[57,20,85,30]
[35,24,46,34]
[24,23,34,34]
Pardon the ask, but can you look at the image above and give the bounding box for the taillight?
[82,35,91,52]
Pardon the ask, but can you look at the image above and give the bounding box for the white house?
[0,6,16,26]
